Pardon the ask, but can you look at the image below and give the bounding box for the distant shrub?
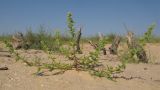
[24,26,63,51]
[0,34,12,42]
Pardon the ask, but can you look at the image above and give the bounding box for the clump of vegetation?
[120,23,156,63]
[35,12,125,80]
[0,34,12,42]
[106,33,116,43]
[80,38,106,70]
[61,12,125,79]
[4,41,21,61]
[139,23,156,45]
[25,27,54,50]
[90,64,125,81]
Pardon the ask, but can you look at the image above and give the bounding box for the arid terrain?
[0,43,160,90]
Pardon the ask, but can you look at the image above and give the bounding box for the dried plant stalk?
[0,66,8,70]
[76,28,82,54]
[88,32,107,55]
[109,35,121,55]
[12,32,25,49]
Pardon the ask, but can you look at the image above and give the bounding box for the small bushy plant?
[120,23,156,63]
[139,23,156,46]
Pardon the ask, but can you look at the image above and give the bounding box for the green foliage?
[98,37,108,50]
[80,51,99,70]
[25,28,36,43]
[4,40,40,67]
[59,15,76,58]
[90,63,125,80]
[4,41,21,61]
[0,34,12,42]
[120,48,139,63]
[149,36,160,43]
[80,36,125,80]
[23,57,41,67]
[40,40,56,61]
[54,31,62,49]
[106,33,116,43]
[67,12,75,38]
[24,26,63,51]
[4,40,35,66]
[120,23,156,63]
[80,37,107,70]
[120,43,147,63]
[25,27,48,49]
[42,62,72,71]
[67,12,76,50]
[139,23,156,46]
[66,12,81,70]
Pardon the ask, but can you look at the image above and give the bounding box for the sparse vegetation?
[1,12,159,82]
[2,12,126,81]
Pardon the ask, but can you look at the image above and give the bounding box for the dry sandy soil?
[0,42,160,90]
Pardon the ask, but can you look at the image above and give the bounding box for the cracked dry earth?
[0,43,160,90]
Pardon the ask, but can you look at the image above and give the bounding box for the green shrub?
[120,23,156,63]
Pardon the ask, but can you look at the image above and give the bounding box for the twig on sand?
[0,66,8,70]
[113,75,145,80]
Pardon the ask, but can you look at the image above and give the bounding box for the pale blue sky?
[0,0,160,36]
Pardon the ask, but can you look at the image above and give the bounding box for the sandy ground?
[0,43,160,90]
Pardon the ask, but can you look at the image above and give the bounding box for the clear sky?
[0,0,160,36]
